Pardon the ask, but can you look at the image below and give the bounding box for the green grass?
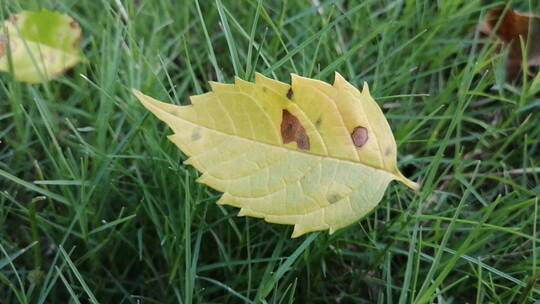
[1,0,539,303]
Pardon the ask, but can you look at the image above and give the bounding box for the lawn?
[1,0,539,303]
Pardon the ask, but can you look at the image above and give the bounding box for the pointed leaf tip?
[362,82,370,95]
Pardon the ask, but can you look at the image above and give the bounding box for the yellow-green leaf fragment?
[0,9,82,83]
[133,73,419,238]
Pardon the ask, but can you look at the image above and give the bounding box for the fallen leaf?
[480,7,540,79]
[133,73,419,238]
[0,9,83,83]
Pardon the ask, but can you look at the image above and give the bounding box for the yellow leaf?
[133,73,419,238]
[0,9,82,83]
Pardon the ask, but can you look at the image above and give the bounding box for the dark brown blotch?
[351,126,368,148]
[280,109,310,150]
[286,88,294,100]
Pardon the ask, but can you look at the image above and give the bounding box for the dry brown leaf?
[480,7,540,79]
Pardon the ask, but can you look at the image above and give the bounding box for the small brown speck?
[351,126,368,148]
[191,129,201,141]
[286,88,293,100]
[327,193,342,204]
[69,20,80,29]
[315,117,322,128]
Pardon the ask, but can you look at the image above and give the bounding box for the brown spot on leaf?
[69,20,80,29]
[281,109,310,150]
[286,88,294,100]
[315,117,322,128]
[327,193,342,204]
[191,128,201,141]
[351,126,368,148]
